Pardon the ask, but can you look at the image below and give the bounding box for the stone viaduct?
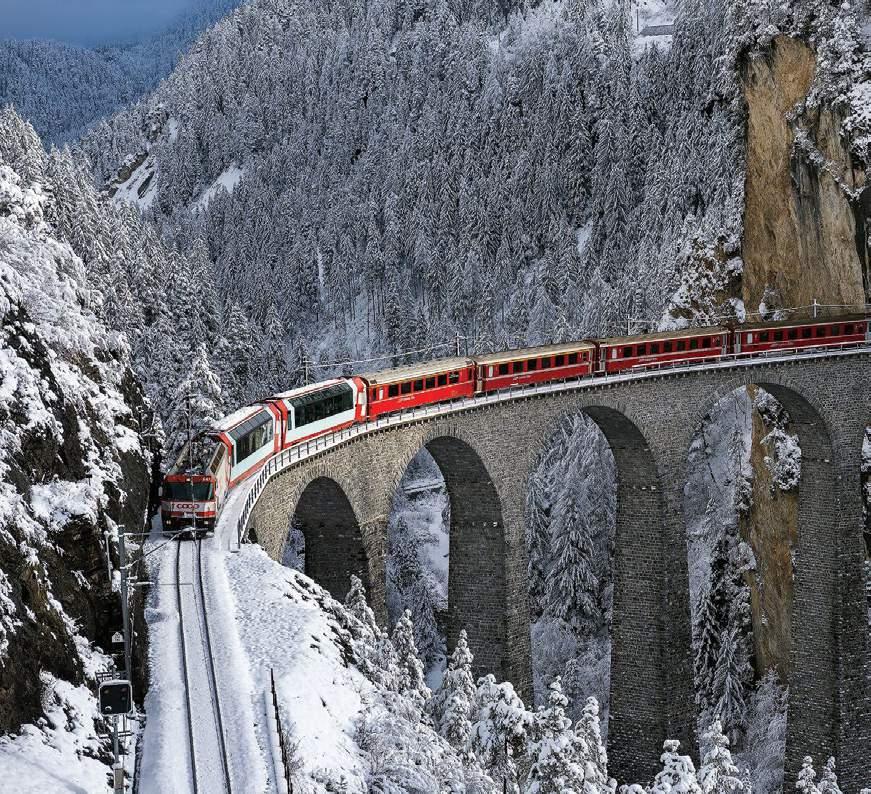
[243,351,871,788]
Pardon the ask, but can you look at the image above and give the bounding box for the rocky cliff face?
[0,161,152,737]
[741,35,868,316]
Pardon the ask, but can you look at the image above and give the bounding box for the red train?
[160,314,870,535]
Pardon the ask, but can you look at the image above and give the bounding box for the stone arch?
[286,475,369,604]
[386,425,508,682]
[527,400,690,783]
[688,377,842,782]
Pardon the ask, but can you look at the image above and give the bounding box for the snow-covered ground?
[0,674,123,794]
[192,165,244,213]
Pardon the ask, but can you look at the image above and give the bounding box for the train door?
[734,330,742,354]
[866,319,871,342]
[476,364,485,394]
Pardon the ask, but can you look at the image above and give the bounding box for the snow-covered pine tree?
[545,461,600,627]
[216,300,257,409]
[472,674,531,793]
[698,718,743,794]
[797,758,821,794]
[711,624,749,744]
[818,758,843,794]
[391,609,431,708]
[525,677,587,794]
[256,302,290,396]
[576,697,609,791]
[345,574,379,636]
[163,342,224,467]
[432,629,477,756]
[650,740,703,794]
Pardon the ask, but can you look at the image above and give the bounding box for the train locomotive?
[160,313,870,536]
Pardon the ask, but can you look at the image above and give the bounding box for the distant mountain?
[0,0,241,145]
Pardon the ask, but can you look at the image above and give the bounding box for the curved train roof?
[475,340,596,365]
[270,378,350,401]
[359,356,474,385]
[601,325,729,346]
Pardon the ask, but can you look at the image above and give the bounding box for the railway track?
[176,538,233,793]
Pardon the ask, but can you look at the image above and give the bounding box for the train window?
[388,384,399,397]
[541,356,551,367]
[802,328,812,339]
[401,382,412,395]
[425,377,435,389]
[379,388,384,399]
[582,351,589,361]
[664,341,672,352]
[831,325,840,335]
[637,344,646,355]
[690,339,699,350]
[437,374,448,387]
[370,388,377,401]
[449,371,460,383]
[760,331,769,342]
[555,355,565,366]
[702,337,711,348]
[568,353,578,365]
[499,363,510,376]
[788,329,798,340]
[774,330,783,341]
[845,323,854,333]
[513,361,524,374]
[527,358,538,371]
[611,348,617,359]
[413,379,423,391]
[816,327,826,337]
[677,340,686,351]
[649,343,659,354]
[622,346,632,358]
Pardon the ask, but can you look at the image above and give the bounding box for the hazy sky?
[0,0,196,46]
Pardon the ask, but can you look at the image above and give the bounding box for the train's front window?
[166,481,214,501]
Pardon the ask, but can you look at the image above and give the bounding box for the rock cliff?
[741,35,868,316]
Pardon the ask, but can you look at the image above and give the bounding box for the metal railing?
[235,339,871,547]
[270,668,293,794]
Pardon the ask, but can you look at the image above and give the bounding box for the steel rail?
[235,341,871,548]
[176,541,199,794]
[194,539,233,794]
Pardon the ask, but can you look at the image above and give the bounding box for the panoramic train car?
[475,341,597,393]
[211,402,282,486]
[160,433,230,535]
[598,326,729,374]
[735,315,871,354]
[266,378,366,448]
[361,357,476,419]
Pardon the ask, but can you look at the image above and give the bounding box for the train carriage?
[735,315,870,354]
[361,357,476,419]
[476,341,597,393]
[599,326,729,374]
[266,378,366,448]
[212,403,282,487]
[160,434,230,535]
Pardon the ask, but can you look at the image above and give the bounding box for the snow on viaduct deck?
[235,346,870,788]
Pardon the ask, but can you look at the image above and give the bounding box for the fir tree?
[525,677,587,794]
[698,718,743,794]
[650,740,703,794]
[472,674,530,792]
[797,758,821,794]
[432,630,477,756]
[163,342,224,467]
[391,609,431,707]
[818,758,843,794]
